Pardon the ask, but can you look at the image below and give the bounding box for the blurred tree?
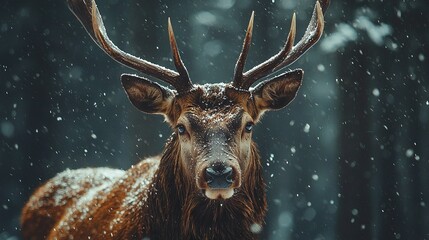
[337,43,372,239]
[1,0,61,235]
[337,1,429,240]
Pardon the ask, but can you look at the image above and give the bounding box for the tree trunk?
[337,44,372,240]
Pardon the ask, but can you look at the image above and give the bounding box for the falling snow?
[2,0,428,239]
[303,123,311,133]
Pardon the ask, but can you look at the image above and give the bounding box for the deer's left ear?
[251,69,303,112]
[121,74,175,114]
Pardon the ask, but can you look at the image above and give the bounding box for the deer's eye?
[244,122,253,133]
[177,124,186,135]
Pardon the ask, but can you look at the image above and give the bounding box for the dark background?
[1,0,428,239]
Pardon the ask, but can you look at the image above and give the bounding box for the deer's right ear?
[121,74,175,114]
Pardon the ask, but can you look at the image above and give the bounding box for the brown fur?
[21,0,326,236]
[21,85,268,240]
[21,138,266,240]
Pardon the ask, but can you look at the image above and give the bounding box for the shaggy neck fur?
[142,134,267,239]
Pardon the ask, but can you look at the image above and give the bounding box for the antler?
[232,0,329,90]
[67,0,193,93]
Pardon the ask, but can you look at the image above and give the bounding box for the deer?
[21,0,329,239]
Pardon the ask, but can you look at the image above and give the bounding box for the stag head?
[68,0,329,200]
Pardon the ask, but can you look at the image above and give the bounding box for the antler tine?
[68,0,193,92]
[318,0,330,14]
[239,13,296,89]
[168,18,193,93]
[232,11,254,89]
[273,0,326,71]
[89,0,179,86]
[232,0,329,90]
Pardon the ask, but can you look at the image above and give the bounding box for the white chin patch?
[205,189,234,200]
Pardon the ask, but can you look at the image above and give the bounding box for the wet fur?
[21,83,300,239]
[21,134,266,239]
[22,0,316,236]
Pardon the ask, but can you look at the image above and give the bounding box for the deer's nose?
[205,165,233,189]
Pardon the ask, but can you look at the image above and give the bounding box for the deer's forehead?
[176,84,246,107]
[195,83,234,107]
[172,83,257,123]
[183,107,244,125]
